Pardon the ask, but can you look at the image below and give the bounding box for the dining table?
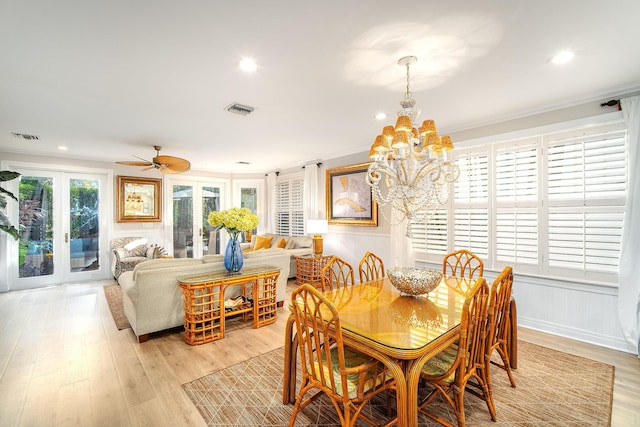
[283,275,494,427]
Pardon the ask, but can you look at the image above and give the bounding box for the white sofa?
[117,248,291,342]
[241,233,313,278]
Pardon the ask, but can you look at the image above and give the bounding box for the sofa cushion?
[284,239,296,249]
[290,236,313,249]
[243,247,288,258]
[254,235,273,250]
[133,258,203,279]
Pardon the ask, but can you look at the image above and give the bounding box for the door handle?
[65,233,69,243]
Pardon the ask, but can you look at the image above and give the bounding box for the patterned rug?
[103,284,131,330]
[182,340,613,426]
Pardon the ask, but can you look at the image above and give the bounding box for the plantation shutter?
[274,181,290,235]
[410,209,449,257]
[453,150,489,259]
[290,178,305,236]
[494,140,539,268]
[274,176,305,237]
[545,122,627,279]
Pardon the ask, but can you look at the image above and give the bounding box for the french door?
[169,179,228,258]
[7,168,109,290]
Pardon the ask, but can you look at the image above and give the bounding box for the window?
[274,176,304,236]
[411,120,627,284]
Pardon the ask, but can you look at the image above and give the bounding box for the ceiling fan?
[116,145,191,174]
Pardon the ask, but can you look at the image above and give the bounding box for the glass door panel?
[239,187,257,241]
[202,186,220,255]
[19,175,55,279]
[68,178,100,273]
[173,185,194,258]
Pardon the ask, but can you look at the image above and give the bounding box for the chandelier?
[366,56,459,236]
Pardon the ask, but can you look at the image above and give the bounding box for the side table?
[177,265,280,345]
[294,254,333,288]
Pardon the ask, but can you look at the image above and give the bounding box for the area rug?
[182,340,614,426]
[103,284,131,330]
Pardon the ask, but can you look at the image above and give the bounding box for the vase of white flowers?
[207,207,259,273]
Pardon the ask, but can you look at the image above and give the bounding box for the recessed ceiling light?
[238,58,257,73]
[57,146,68,151]
[375,112,387,120]
[550,50,574,65]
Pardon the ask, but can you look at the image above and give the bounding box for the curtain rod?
[302,162,322,169]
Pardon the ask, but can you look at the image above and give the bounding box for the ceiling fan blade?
[155,155,191,174]
[133,155,152,163]
[116,161,153,167]
[140,165,157,171]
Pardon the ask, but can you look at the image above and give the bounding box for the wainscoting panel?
[415,259,633,354]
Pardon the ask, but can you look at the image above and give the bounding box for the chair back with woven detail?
[358,251,385,283]
[289,284,395,427]
[486,266,516,388]
[417,278,494,427]
[443,249,484,281]
[321,256,355,292]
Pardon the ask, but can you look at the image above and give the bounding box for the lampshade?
[307,219,328,234]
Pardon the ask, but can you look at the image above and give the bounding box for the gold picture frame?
[116,176,162,222]
[326,162,378,226]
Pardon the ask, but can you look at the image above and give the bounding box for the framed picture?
[326,162,378,226]
[116,176,162,222]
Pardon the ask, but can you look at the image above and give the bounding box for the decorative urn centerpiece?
[207,207,258,273]
[387,267,443,296]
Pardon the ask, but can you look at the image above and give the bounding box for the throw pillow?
[254,235,273,250]
[276,238,287,249]
[124,238,148,251]
[285,239,296,250]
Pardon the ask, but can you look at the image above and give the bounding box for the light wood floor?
[0,279,638,426]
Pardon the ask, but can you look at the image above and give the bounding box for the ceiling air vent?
[11,132,39,140]
[225,102,255,116]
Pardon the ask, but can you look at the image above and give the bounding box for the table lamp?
[307,219,328,257]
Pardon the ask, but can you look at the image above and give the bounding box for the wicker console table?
[294,254,332,288]
[178,265,280,345]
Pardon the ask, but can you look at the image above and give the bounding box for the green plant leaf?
[0,171,20,182]
[0,187,18,202]
[0,224,20,240]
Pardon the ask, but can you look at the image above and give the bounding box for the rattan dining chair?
[442,249,484,292]
[321,256,355,291]
[288,284,396,427]
[417,278,495,427]
[358,251,385,283]
[486,266,516,389]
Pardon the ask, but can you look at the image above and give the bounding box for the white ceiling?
[1,0,640,173]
